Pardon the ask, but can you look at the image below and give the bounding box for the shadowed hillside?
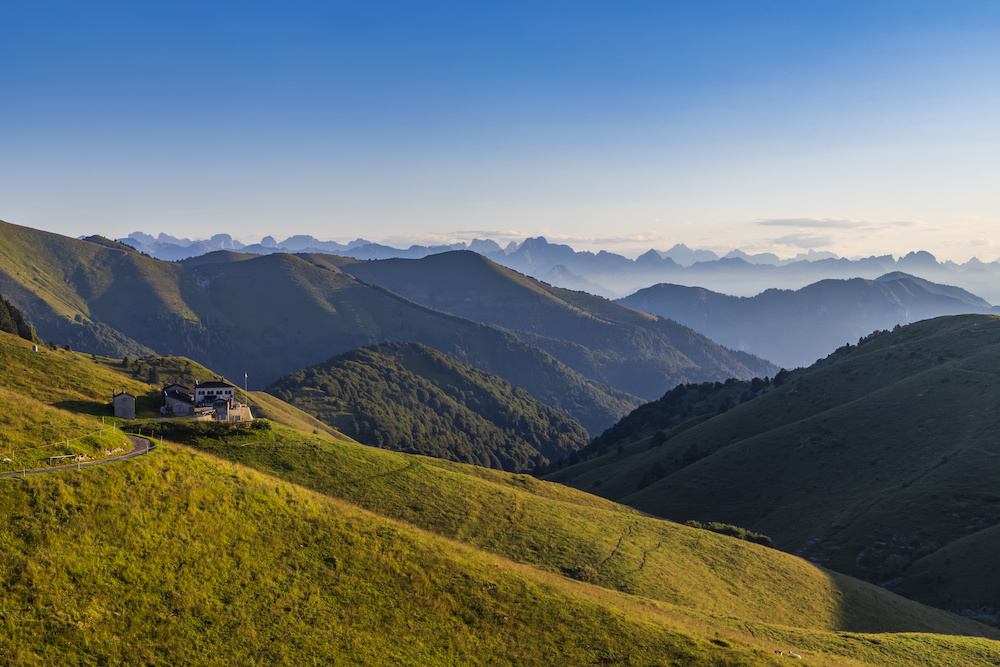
[547,314,1000,618]
[619,273,995,368]
[334,250,778,401]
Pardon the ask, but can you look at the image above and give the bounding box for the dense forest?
[0,293,36,342]
[267,342,589,472]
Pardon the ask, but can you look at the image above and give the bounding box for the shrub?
[564,565,599,583]
[685,520,773,548]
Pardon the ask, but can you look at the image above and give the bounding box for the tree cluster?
[0,294,37,342]
[684,520,773,548]
[268,342,589,473]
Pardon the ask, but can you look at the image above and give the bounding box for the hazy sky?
[4,1,999,260]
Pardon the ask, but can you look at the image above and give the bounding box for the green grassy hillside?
[548,314,1000,614]
[10,441,1000,666]
[247,389,352,441]
[2,445,764,666]
[0,222,176,357]
[267,342,588,472]
[0,331,349,469]
[3,329,1000,664]
[338,250,778,400]
[0,333,146,471]
[149,419,995,640]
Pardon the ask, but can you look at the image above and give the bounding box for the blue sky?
[3,1,999,260]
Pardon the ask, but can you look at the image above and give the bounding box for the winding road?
[0,434,154,478]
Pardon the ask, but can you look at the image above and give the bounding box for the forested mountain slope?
[266,342,588,472]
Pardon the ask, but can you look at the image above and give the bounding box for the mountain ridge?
[619,273,997,368]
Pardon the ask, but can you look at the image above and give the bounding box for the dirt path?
[0,434,154,478]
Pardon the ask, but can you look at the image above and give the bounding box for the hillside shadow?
[824,569,1000,640]
[54,399,114,417]
[55,390,161,418]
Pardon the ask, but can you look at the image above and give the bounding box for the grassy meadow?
[4,326,1000,664]
[144,420,998,640]
[0,444,784,666]
[3,438,1000,666]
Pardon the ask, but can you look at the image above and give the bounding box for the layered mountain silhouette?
[1,220,775,434]
[619,272,996,368]
[120,231,1000,306]
[333,250,774,402]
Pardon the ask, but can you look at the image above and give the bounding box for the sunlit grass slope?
[0,333,143,470]
[248,389,352,441]
[2,337,999,664]
[2,445,756,666]
[549,314,1000,610]
[147,420,997,643]
[0,331,348,466]
[3,440,1000,666]
[0,333,150,411]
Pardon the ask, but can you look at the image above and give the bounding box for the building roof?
[165,389,194,404]
[196,381,236,389]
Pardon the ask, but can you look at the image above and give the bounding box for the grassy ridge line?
[0,334,143,470]
[0,389,132,471]
[0,442,786,666]
[0,335,151,411]
[156,421,997,641]
[0,220,193,325]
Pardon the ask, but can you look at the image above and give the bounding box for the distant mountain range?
[2,220,774,434]
[118,231,1000,305]
[619,272,998,369]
